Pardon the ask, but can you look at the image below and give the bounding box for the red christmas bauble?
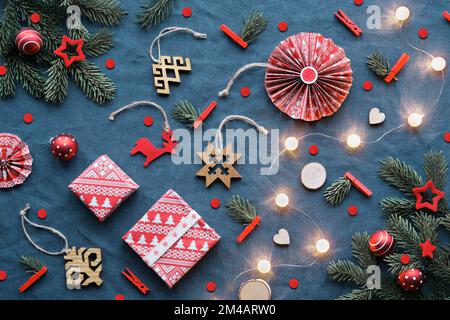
[50,133,78,161]
[368,230,395,257]
[15,28,43,55]
[398,268,425,291]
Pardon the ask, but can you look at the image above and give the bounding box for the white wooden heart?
[369,108,385,125]
[273,228,290,246]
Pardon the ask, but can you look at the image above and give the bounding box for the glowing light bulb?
[408,113,423,128]
[395,6,410,21]
[284,137,299,151]
[316,239,330,254]
[431,57,446,72]
[257,259,271,274]
[346,134,362,149]
[275,193,289,208]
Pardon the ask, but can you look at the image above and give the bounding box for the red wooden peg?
[236,215,261,243]
[344,171,373,197]
[220,24,248,49]
[19,266,47,293]
[193,101,217,129]
[122,267,149,294]
[384,53,410,83]
[443,11,450,22]
[335,9,363,37]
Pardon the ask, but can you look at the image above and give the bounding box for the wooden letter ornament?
[152,56,191,95]
[64,247,103,289]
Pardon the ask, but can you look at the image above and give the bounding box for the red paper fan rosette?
[0,133,33,189]
[265,32,353,121]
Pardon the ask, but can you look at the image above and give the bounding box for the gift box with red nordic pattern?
[68,154,139,222]
[123,189,221,288]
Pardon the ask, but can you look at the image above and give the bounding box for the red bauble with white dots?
[15,28,43,55]
[398,268,425,292]
[368,230,395,257]
[50,133,78,161]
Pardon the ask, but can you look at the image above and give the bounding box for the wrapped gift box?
[68,154,139,222]
[123,189,221,288]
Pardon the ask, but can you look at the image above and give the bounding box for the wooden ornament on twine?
[196,115,269,189]
[109,101,178,167]
[19,204,103,290]
[149,27,207,95]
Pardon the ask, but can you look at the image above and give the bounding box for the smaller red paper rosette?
[0,133,33,189]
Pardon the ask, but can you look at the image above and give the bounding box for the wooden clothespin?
[122,267,149,294]
[345,171,373,197]
[193,101,218,129]
[220,24,248,48]
[335,9,363,37]
[443,11,450,22]
[384,53,410,83]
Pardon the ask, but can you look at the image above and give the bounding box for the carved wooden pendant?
[152,56,191,95]
[196,143,241,189]
[64,247,103,289]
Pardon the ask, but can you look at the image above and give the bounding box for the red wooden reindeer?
[131,129,178,167]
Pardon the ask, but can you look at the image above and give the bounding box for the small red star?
[420,239,436,259]
[54,35,86,68]
[412,180,445,212]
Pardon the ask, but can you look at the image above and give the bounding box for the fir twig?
[73,0,127,26]
[0,57,16,98]
[424,151,448,191]
[379,197,417,217]
[172,100,200,128]
[84,29,114,57]
[337,288,373,300]
[352,232,377,269]
[384,253,423,275]
[367,51,391,78]
[138,0,177,30]
[226,195,257,224]
[240,10,268,43]
[11,58,45,99]
[19,256,43,274]
[379,156,423,196]
[44,59,68,103]
[386,215,421,254]
[327,260,368,285]
[323,176,352,206]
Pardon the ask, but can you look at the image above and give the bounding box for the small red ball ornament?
[50,133,78,161]
[15,28,43,55]
[368,230,395,257]
[398,268,425,291]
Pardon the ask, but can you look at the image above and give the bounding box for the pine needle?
[12,58,45,99]
[0,57,16,98]
[323,177,352,206]
[172,100,200,128]
[84,29,115,57]
[240,10,268,43]
[44,58,69,103]
[19,256,43,274]
[225,195,257,224]
[367,51,391,78]
[74,0,127,26]
[352,232,376,269]
[424,151,448,190]
[379,197,417,217]
[378,156,423,196]
[138,0,177,30]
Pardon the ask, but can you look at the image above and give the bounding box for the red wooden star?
[420,239,436,259]
[54,35,86,68]
[412,180,445,212]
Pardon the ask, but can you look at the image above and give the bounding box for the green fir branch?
[412,214,442,244]
[424,151,448,190]
[379,156,423,196]
[367,51,391,78]
[384,253,423,275]
[337,288,373,300]
[225,195,257,224]
[0,3,20,55]
[352,232,377,269]
[44,58,68,103]
[327,260,368,286]
[379,197,417,217]
[0,57,16,98]
[172,100,200,128]
[240,10,268,43]
[19,256,43,274]
[138,0,177,30]
[73,0,127,26]
[386,214,421,254]
[11,58,45,99]
[323,176,352,206]
[84,29,114,57]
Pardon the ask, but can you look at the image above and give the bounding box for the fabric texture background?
[0,0,449,299]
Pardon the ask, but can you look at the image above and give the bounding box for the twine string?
[218,63,268,97]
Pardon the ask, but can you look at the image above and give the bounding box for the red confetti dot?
[0,270,7,281]
[363,80,373,91]
[444,132,450,143]
[289,278,299,289]
[210,198,221,209]
[206,281,216,292]
[240,86,251,97]
[37,209,47,219]
[105,59,116,70]
[115,294,125,300]
[347,205,358,216]
[308,145,319,156]
[0,66,6,76]
[23,113,33,124]
[182,7,192,18]
[144,116,154,127]
[278,21,288,32]
[30,13,41,24]
[418,28,428,39]
[354,0,364,6]
[401,254,411,265]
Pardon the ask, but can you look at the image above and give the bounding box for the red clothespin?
[193,101,218,129]
[122,267,149,294]
[220,24,248,48]
[335,9,363,37]
[384,53,410,83]
[443,11,450,22]
[345,172,373,197]
[19,266,47,293]
[236,215,261,243]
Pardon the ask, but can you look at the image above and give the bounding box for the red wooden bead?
[30,13,41,24]
[144,116,154,127]
[105,59,116,70]
[347,205,358,216]
[23,113,33,124]
[444,132,450,143]
[354,0,364,6]
[308,145,319,155]
[363,80,373,91]
[0,270,7,281]
[210,198,221,209]
[0,65,7,76]
[401,254,411,265]
[278,21,288,32]
[418,28,428,39]
[289,278,299,289]
[37,209,47,219]
[240,86,251,97]
[115,294,125,300]
[182,7,192,18]
[206,281,216,292]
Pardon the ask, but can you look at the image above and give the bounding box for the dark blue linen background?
[0,0,449,300]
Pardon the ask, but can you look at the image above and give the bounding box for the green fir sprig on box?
[138,0,178,30]
[172,100,200,128]
[240,10,268,44]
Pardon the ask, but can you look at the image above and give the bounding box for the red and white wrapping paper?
[0,133,33,189]
[123,189,221,288]
[68,155,139,222]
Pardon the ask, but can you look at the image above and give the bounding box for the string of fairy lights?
[233,5,447,283]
